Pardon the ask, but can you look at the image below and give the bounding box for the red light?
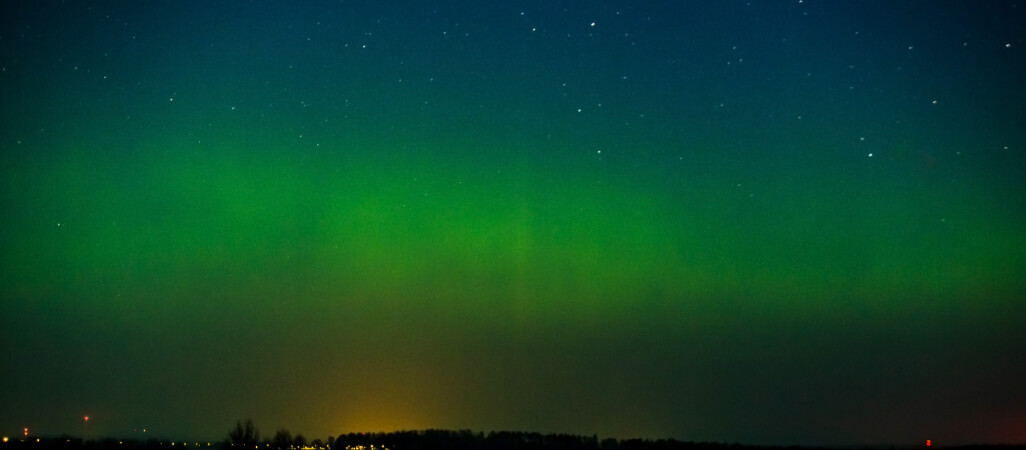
[926,440,931,447]
[84,416,90,422]
[24,428,28,437]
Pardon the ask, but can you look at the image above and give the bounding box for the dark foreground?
[4,431,1024,450]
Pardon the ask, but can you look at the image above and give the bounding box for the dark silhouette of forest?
[5,421,1024,450]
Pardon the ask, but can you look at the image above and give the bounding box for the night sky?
[2,0,1025,446]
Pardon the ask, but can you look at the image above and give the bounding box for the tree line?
[5,421,1021,450]
[222,420,1024,450]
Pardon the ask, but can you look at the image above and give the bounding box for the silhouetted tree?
[294,435,307,448]
[273,429,293,450]
[228,419,261,449]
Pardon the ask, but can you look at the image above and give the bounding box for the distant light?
[24,429,28,437]
[927,440,932,447]
[85,416,90,422]
[3,437,8,443]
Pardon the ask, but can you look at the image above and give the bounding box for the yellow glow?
[3,437,8,443]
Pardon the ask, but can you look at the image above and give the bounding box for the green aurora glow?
[2,0,1025,446]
